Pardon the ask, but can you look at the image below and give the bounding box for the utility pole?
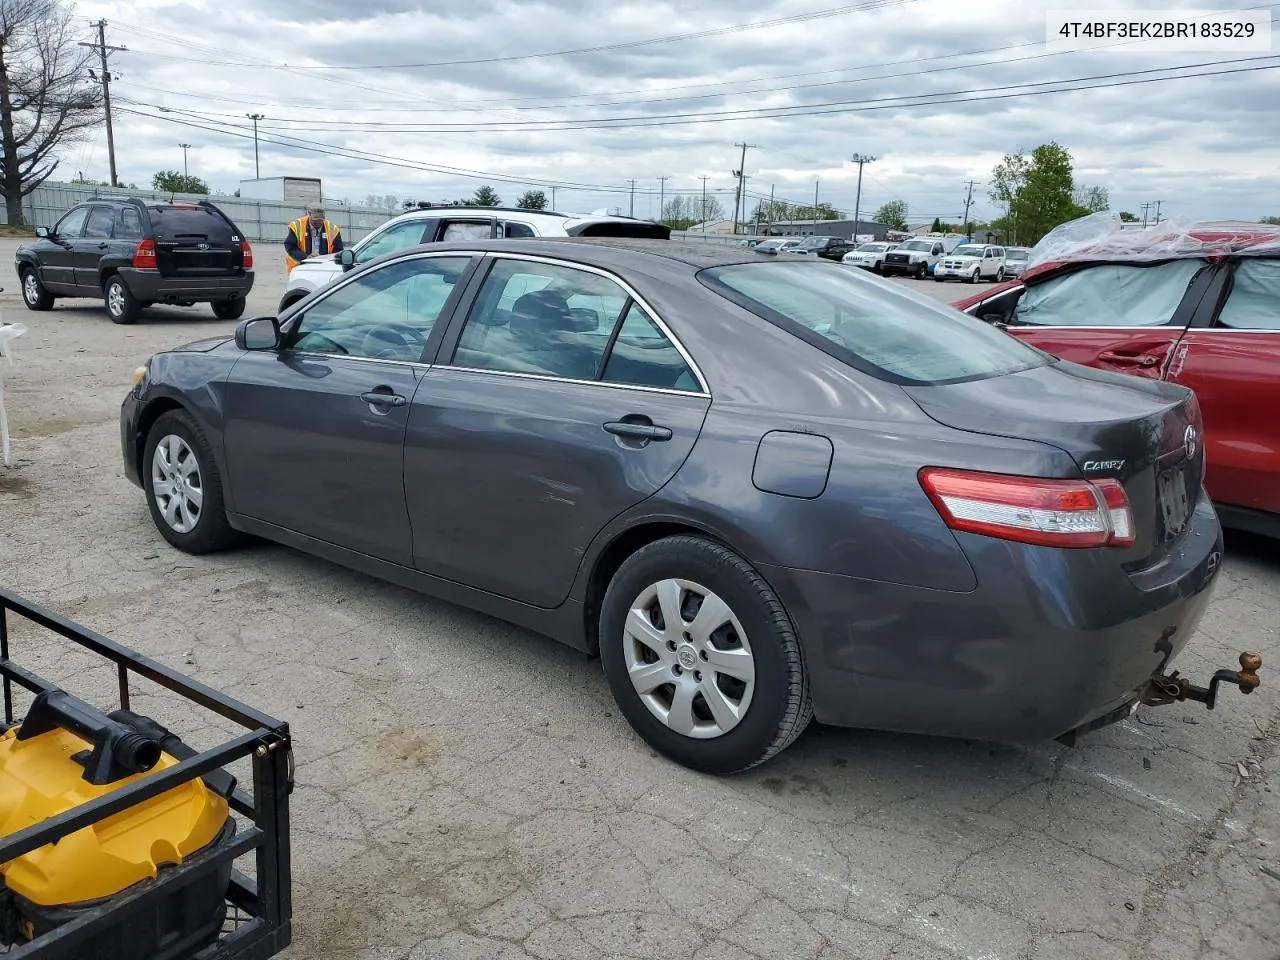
[850,153,876,243]
[245,114,265,179]
[550,186,557,210]
[657,176,670,223]
[80,21,126,187]
[768,183,775,233]
[731,142,756,235]
[1140,201,1152,228]
[626,179,636,218]
[813,180,820,233]
[179,143,191,177]
[699,175,709,230]
[962,180,978,237]
[1153,200,1164,225]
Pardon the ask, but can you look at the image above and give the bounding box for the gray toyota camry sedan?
[121,238,1245,774]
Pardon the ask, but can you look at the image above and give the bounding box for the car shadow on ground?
[52,304,232,326]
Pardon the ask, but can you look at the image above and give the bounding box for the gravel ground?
[1,238,1278,960]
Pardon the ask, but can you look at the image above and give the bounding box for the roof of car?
[388,205,651,226]
[397,236,776,270]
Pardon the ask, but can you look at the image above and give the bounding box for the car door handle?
[1097,350,1160,368]
[360,390,407,407]
[97,243,109,250]
[604,419,673,442]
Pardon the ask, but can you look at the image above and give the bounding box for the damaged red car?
[954,219,1280,539]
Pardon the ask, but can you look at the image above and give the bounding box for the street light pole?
[179,143,191,176]
[245,114,264,179]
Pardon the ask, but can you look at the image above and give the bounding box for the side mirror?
[337,248,356,271]
[979,312,1006,325]
[35,226,49,238]
[235,316,280,351]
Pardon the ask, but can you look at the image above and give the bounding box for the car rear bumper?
[759,496,1224,742]
[121,391,142,489]
[119,268,254,303]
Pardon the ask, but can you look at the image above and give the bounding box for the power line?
[140,56,1279,134]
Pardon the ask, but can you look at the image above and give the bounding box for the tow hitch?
[1140,651,1262,710]
[1134,625,1263,713]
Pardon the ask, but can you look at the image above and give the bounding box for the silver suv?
[279,205,668,311]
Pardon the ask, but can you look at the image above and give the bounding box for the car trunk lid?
[903,361,1205,569]
[147,205,245,279]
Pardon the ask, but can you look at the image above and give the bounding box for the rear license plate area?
[1156,465,1192,540]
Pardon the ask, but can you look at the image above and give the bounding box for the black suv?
[15,198,255,324]
[791,235,851,261]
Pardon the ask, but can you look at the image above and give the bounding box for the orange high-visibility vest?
[285,216,339,271]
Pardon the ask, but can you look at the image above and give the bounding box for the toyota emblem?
[1183,424,1198,460]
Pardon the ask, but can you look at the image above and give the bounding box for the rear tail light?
[131,239,157,269]
[919,468,1135,549]
[240,239,253,269]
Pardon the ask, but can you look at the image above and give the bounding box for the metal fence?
[4,181,398,243]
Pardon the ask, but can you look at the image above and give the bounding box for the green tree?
[1260,215,1280,225]
[789,201,841,222]
[516,189,547,210]
[988,150,1030,244]
[873,200,908,231]
[749,199,794,225]
[930,216,943,232]
[152,170,209,194]
[471,185,501,207]
[1119,211,1139,222]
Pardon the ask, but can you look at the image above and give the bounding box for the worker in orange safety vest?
[284,203,343,271]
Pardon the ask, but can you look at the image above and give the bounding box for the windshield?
[898,240,933,252]
[795,236,832,250]
[1006,249,1029,261]
[699,261,1048,385]
[1017,259,1207,327]
[856,243,888,252]
[950,246,984,258]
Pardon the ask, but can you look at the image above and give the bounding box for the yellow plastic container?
[0,724,229,907]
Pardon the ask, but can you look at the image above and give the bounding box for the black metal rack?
[0,587,292,960]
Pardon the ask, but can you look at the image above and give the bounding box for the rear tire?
[599,535,812,774]
[104,275,141,324]
[144,410,240,554]
[212,297,246,320]
[20,267,55,311]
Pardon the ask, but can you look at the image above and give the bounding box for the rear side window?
[1217,259,1280,330]
[117,207,144,240]
[700,261,1046,386]
[1017,260,1206,327]
[147,205,235,241]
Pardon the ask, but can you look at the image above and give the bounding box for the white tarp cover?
[0,321,27,467]
[1027,212,1280,270]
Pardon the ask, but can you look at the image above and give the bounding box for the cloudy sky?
[71,0,1280,225]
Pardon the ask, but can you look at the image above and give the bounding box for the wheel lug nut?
[683,632,693,642]
[694,671,703,682]
[672,665,682,676]
[699,650,708,661]
[666,640,677,652]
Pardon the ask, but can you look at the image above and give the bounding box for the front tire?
[915,263,927,280]
[104,275,141,324]
[212,297,246,320]
[993,267,1005,283]
[968,268,980,284]
[600,535,812,774]
[144,410,239,554]
[20,267,54,311]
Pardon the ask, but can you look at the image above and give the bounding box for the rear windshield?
[1018,259,1207,327]
[147,205,236,240]
[699,261,1048,385]
[1006,249,1029,261]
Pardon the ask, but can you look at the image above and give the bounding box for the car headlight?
[131,362,150,390]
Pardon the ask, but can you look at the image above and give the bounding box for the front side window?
[452,259,698,390]
[53,206,89,238]
[83,206,116,239]
[1016,259,1207,328]
[1216,258,1280,330]
[291,256,471,361]
[355,219,430,264]
[700,261,1046,385]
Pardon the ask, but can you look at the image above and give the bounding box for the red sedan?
[954,222,1280,538]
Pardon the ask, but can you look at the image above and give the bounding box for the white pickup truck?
[932,243,1007,284]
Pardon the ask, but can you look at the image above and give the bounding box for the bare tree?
[0,0,101,225]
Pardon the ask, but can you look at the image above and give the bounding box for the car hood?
[292,253,338,270]
[944,255,980,263]
[170,335,233,353]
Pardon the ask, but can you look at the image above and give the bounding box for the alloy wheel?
[107,282,125,318]
[23,273,38,305]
